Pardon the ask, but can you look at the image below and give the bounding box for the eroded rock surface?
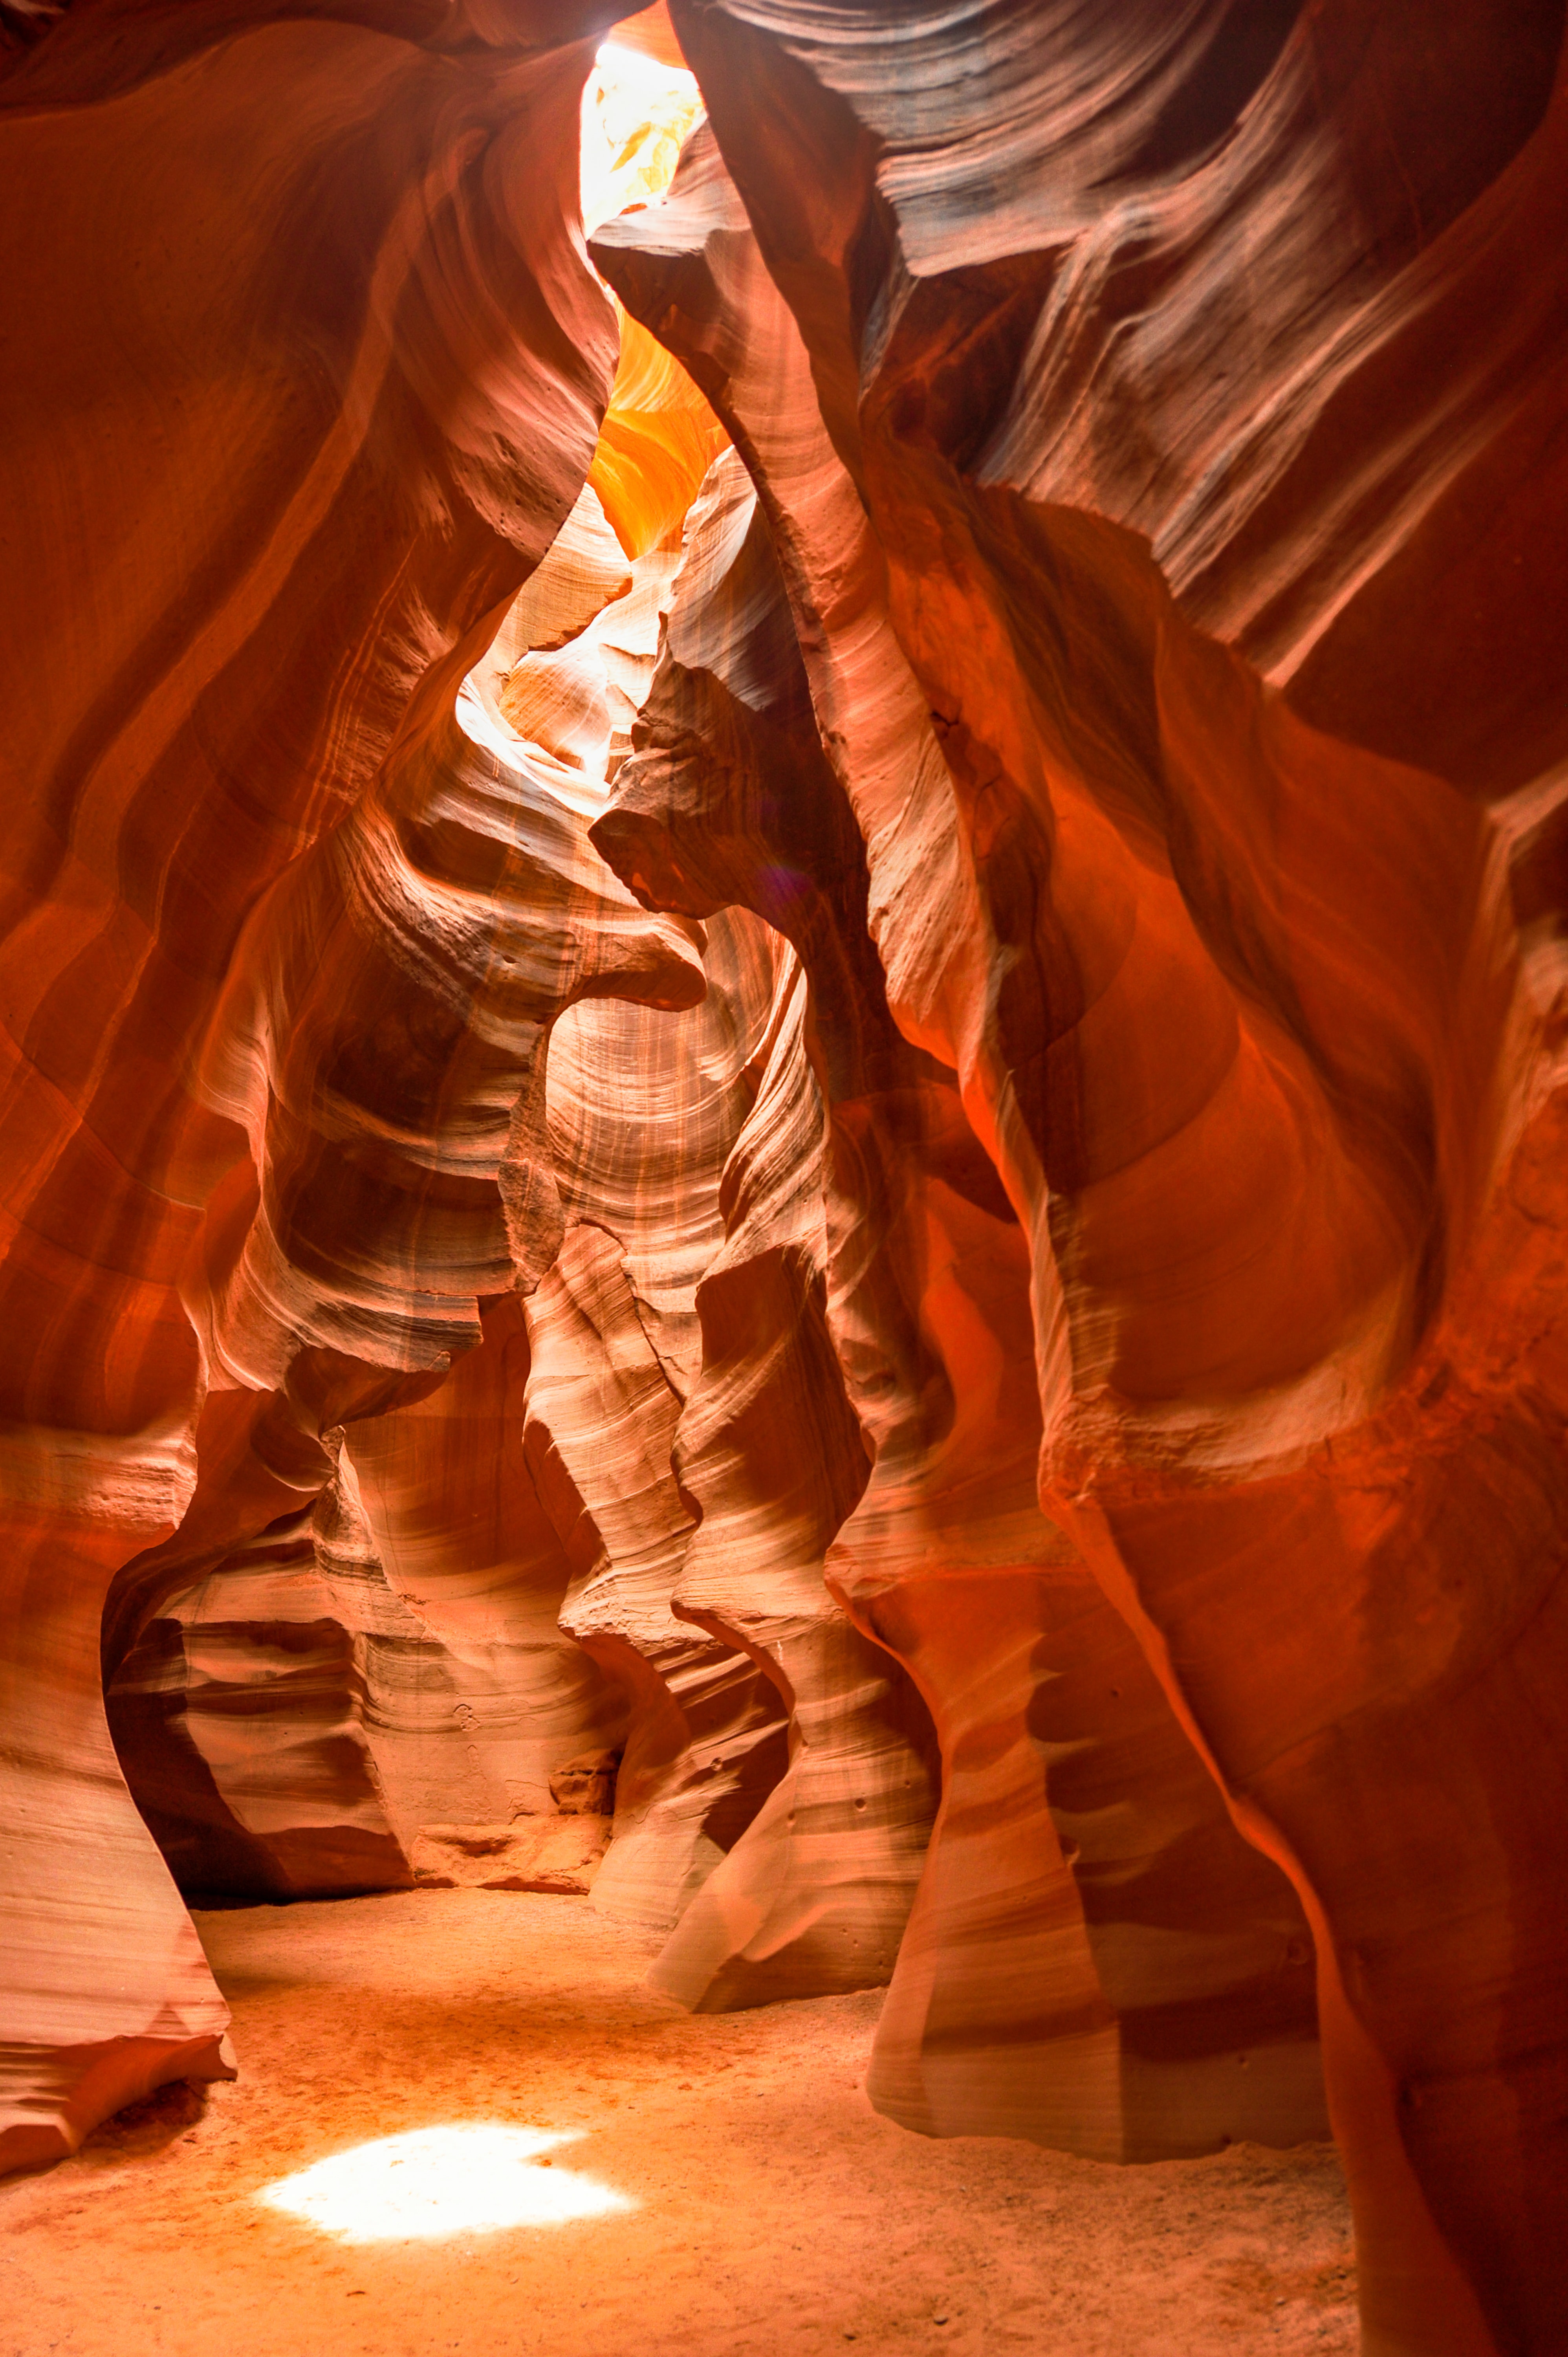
[4,7,1566,2352]
[0,0,711,2168]
[593,427,1321,2139]
[410,1818,612,1894]
[604,7,1568,2348]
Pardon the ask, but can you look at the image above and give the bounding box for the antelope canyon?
[1,4,1564,2355]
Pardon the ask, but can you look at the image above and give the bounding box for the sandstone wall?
[3,9,1565,2351]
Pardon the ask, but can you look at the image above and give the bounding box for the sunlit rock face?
[60,7,930,2027]
[595,426,1323,2145]
[4,7,1567,2353]
[603,5,1567,2352]
[0,0,661,2169]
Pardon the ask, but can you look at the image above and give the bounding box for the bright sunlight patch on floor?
[256,2126,634,2243]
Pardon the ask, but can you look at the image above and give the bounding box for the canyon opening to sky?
[2,4,1566,2354]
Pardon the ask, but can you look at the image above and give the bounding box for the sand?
[1,1890,1357,2355]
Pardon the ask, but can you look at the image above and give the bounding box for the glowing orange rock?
[628,7,1568,2345]
[5,18,1567,2357]
[595,425,1321,2132]
[0,0,647,2167]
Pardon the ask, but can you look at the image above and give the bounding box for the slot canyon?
[0,2,1565,2352]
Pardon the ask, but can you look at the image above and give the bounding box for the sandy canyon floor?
[3,1891,1356,2356]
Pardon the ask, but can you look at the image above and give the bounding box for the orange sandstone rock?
[633,7,1568,2346]
[4,13,1567,2356]
[593,405,1322,2135]
[0,0,645,2168]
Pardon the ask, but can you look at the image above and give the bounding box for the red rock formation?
[0,0,673,2168]
[106,1483,416,1902]
[5,7,1567,2351]
[341,1301,628,1842]
[603,7,1568,2348]
[529,893,938,1987]
[654,909,938,2010]
[104,193,921,1998]
[591,418,1322,2136]
[525,956,795,1938]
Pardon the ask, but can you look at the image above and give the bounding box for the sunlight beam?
[256,2125,634,2242]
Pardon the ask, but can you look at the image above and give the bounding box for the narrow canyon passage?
[2,1891,1354,2357]
[3,4,1567,2352]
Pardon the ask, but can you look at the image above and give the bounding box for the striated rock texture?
[96,126,936,2022]
[533,878,938,1996]
[526,942,798,1940]
[0,0,690,2167]
[601,7,1568,2352]
[593,431,1321,2139]
[4,6,1568,2353]
[107,1470,417,1904]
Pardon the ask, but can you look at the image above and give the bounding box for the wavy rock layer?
[101,124,936,2022]
[4,9,1566,2353]
[604,7,1568,2350]
[536,893,939,1991]
[592,423,1321,2144]
[0,0,654,2167]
